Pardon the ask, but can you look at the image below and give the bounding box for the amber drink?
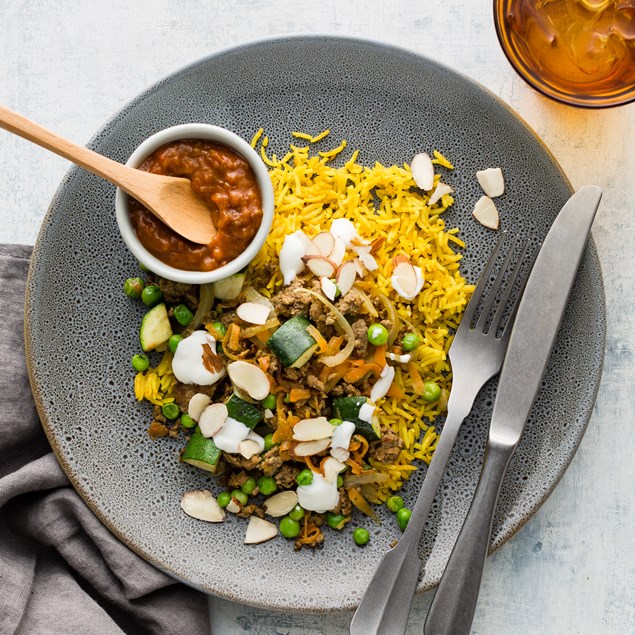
[494,0,635,107]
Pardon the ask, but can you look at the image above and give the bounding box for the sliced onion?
[299,288,355,367]
[376,292,401,346]
[240,317,280,339]
[343,471,390,487]
[183,282,214,336]
[353,285,379,317]
[244,286,275,318]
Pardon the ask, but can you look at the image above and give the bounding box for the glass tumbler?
[494,0,635,108]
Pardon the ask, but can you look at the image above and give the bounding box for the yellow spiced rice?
[249,130,474,499]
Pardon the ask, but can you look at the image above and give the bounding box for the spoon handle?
[0,103,137,192]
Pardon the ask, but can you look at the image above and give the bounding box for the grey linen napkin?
[0,245,211,635]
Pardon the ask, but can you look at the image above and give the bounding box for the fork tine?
[490,239,531,337]
[460,231,507,328]
[474,233,519,332]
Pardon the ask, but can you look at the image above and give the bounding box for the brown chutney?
[129,139,263,272]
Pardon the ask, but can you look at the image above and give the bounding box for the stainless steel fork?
[350,232,531,635]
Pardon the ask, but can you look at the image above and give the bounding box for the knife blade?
[423,184,602,635]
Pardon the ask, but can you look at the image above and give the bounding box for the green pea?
[279,515,301,539]
[263,433,275,452]
[212,321,227,337]
[131,354,149,372]
[396,507,412,531]
[337,475,344,489]
[367,323,389,346]
[289,504,304,521]
[422,381,442,403]
[262,394,277,410]
[174,304,194,327]
[386,496,405,512]
[141,285,163,307]
[241,477,257,496]
[329,418,343,426]
[168,334,183,353]
[353,527,370,546]
[296,468,313,486]
[124,277,144,299]
[258,476,277,496]
[180,414,196,429]
[327,513,346,530]
[161,402,180,420]
[402,333,420,351]
[231,489,248,506]
[217,492,231,508]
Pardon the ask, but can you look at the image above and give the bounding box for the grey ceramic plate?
[25,36,605,611]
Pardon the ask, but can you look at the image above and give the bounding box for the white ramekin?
[115,123,274,284]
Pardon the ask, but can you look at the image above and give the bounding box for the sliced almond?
[188,393,212,422]
[476,168,505,198]
[297,231,321,256]
[312,231,336,256]
[227,361,271,401]
[245,516,278,544]
[391,261,423,300]
[292,438,331,457]
[302,255,337,277]
[472,196,500,230]
[370,364,395,402]
[322,457,346,483]
[429,182,454,205]
[263,490,298,517]
[180,490,225,523]
[264,408,274,419]
[238,438,262,460]
[198,403,228,438]
[411,152,435,191]
[236,301,271,325]
[292,417,335,441]
[352,258,367,278]
[328,237,347,266]
[386,352,412,363]
[226,498,241,514]
[330,447,350,462]
[320,277,338,301]
[329,218,362,247]
[353,245,379,272]
[336,261,357,297]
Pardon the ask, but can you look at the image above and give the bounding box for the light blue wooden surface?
[2,2,633,633]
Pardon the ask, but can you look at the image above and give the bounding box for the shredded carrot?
[350,435,370,465]
[306,324,329,353]
[204,324,225,339]
[387,382,406,399]
[346,458,366,474]
[303,455,321,474]
[408,362,425,395]
[347,487,379,522]
[295,519,323,546]
[272,393,293,444]
[257,356,271,373]
[343,363,381,383]
[289,388,311,403]
[229,323,241,351]
[324,335,345,356]
[373,344,387,368]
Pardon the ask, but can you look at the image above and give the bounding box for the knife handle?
[424,441,513,635]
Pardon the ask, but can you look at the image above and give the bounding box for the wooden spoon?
[0,104,216,244]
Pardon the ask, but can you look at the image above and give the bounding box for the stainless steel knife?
[423,185,602,635]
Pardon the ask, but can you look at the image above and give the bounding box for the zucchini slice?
[332,396,381,441]
[139,303,173,352]
[213,272,245,300]
[226,393,262,429]
[182,426,222,473]
[266,315,318,368]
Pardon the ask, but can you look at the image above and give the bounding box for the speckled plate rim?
[24,34,606,610]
